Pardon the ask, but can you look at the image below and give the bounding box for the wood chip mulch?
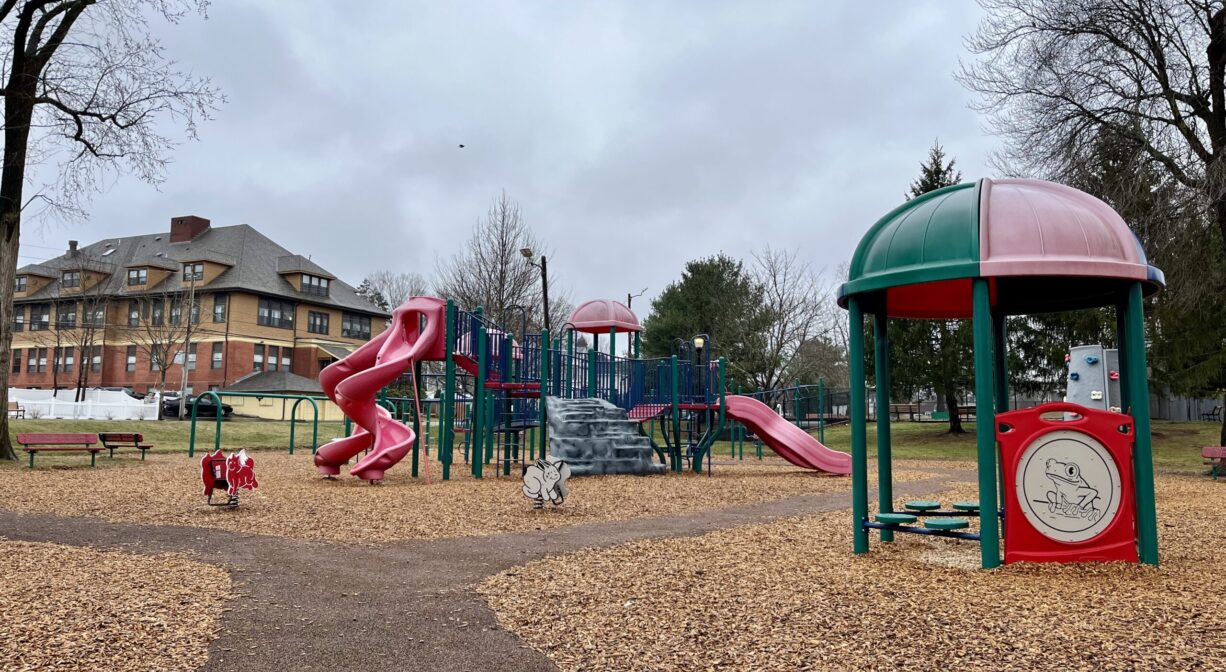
[0,539,230,672]
[480,473,1226,671]
[0,453,933,543]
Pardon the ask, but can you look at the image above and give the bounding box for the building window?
[12,306,24,332]
[56,346,74,373]
[189,299,200,325]
[84,301,105,327]
[26,349,36,374]
[213,293,227,323]
[211,342,223,369]
[127,268,147,286]
[253,344,265,372]
[257,298,294,329]
[126,345,136,373]
[182,263,204,282]
[150,351,160,372]
[307,311,329,335]
[281,347,292,371]
[35,348,47,374]
[302,274,330,296]
[11,348,20,374]
[15,275,26,292]
[56,302,77,328]
[151,298,165,326]
[169,298,182,325]
[90,346,102,373]
[128,299,140,327]
[29,304,50,331]
[187,343,197,371]
[341,313,372,340]
[62,270,81,288]
[268,346,279,372]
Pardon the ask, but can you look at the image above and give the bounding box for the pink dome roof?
[979,178,1160,284]
[566,300,642,333]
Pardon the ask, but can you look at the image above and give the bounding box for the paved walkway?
[0,468,972,671]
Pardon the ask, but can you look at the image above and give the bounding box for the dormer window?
[182,262,204,282]
[302,274,330,297]
[62,270,80,288]
[127,268,147,286]
[14,276,26,292]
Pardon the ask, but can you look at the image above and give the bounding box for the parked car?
[98,386,145,400]
[162,394,233,419]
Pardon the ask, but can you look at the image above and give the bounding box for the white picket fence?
[9,388,159,421]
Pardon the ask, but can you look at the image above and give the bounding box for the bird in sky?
[458,144,465,148]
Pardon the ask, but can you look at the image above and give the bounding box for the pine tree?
[886,141,972,433]
[355,279,390,312]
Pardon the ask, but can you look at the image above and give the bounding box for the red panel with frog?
[997,402,1138,564]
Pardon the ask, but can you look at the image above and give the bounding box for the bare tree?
[364,269,430,310]
[435,191,571,335]
[0,1,221,459]
[961,0,1224,260]
[125,288,193,418]
[739,246,832,391]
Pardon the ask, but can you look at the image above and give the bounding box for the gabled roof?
[16,263,56,278]
[276,254,335,279]
[15,224,388,315]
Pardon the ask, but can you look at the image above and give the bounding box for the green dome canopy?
[838,178,1164,319]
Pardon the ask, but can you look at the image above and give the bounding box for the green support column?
[972,279,1001,569]
[411,360,422,477]
[472,314,486,479]
[818,378,825,444]
[873,308,894,543]
[587,350,597,397]
[540,329,549,457]
[608,326,617,403]
[634,332,641,359]
[671,355,681,472]
[1125,282,1159,565]
[567,330,575,396]
[849,297,869,554]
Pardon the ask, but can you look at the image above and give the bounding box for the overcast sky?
[20,0,998,318]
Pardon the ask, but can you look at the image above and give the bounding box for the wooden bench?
[889,403,920,421]
[98,432,154,460]
[1203,447,1226,480]
[16,432,102,468]
[7,401,24,419]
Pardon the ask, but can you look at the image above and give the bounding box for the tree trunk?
[0,83,36,460]
[945,390,965,434]
[1221,390,1225,446]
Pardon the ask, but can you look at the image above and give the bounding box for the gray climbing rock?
[546,397,666,475]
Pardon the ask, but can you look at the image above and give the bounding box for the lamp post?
[520,247,550,334]
[626,287,647,310]
[693,334,708,402]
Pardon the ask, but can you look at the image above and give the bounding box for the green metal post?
[634,331,641,359]
[587,350,597,397]
[849,298,868,554]
[818,378,825,444]
[874,308,894,542]
[972,279,1001,569]
[792,383,800,428]
[540,329,549,457]
[486,390,495,465]
[992,310,1010,513]
[289,398,320,455]
[472,314,486,479]
[1115,302,1131,415]
[671,355,681,472]
[411,360,422,478]
[608,326,617,403]
[188,390,224,458]
[566,330,575,396]
[1125,282,1159,565]
[441,301,455,479]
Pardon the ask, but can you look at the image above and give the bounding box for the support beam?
[873,308,893,542]
[972,279,1001,569]
[1125,282,1159,565]
[849,297,868,554]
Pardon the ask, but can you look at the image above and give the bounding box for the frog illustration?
[1043,458,1101,522]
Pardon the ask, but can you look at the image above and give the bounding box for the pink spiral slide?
[314,296,446,481]
[723,395,851,475]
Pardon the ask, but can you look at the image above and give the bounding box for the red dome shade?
[565,299,642,334]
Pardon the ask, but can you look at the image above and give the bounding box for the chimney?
[67,240,78,254]
[170,215,211,242]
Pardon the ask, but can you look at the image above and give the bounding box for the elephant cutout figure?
[522,456,571,508]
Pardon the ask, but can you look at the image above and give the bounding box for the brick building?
[9,216,388,395]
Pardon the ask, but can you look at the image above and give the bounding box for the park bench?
[1201,406,1222,422]
[889,403,920,421]
[7,401,24,419]
[16,432,102,468]
[97,432,154,460]
[1203,446,1226,480]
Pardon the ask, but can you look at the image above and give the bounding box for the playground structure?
[307,295,851,483]
[839,177,1164,568]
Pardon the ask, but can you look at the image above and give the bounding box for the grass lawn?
[4,415,1219,474]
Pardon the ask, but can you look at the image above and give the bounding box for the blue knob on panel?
[1085,355,1099,365]
[1069,372,1080,381]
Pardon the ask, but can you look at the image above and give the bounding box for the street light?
[520,247,550,334]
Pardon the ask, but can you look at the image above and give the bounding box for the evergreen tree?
[886,141,973,433]
[355,279,390,312]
